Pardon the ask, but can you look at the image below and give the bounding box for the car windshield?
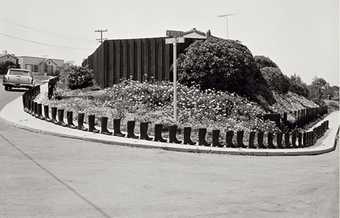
[9,70,30,76]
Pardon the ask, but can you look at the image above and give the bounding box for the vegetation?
[260,67,290,94]
[36,36,336,137]
[0,61,20,75]
[44,80,277,133]
[288,74,309,98]
[254,55,278,69]
[67,66,94,90]
[177,37,275,105]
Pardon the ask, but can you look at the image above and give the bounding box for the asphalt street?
[0,85,338,218]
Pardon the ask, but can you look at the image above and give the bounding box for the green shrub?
[67,66,94,90]
[254,55,278,69]
[177,37,275,105]
[260,67,290,94]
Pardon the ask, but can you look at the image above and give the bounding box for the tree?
[288,74,309,98]
[177,37,275,105]
[326,85,339,100]
[0,61,20,74]
[308,77,329,99]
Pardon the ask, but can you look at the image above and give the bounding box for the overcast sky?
[0,0,338,85]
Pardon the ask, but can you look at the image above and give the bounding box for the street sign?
[165,37,185,44]
[166,30,184,38]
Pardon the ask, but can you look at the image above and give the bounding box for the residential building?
[18,56,64,75]
[0,50,18,64]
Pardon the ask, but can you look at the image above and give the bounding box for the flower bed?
[36,80,278,141]
[24,84,331,149]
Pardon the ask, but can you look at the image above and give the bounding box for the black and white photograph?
[0,0,339,217]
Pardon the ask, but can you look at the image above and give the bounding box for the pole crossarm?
[95,29,108,44]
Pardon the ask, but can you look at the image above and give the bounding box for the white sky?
[0,0,338,85]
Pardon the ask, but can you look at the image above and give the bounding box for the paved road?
[0,86,338,218]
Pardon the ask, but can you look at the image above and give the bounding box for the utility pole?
[95,29,108,44]
[217,13,236,39]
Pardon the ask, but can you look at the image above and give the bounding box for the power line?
[0,32,89,51]
[0,18,94,43]
[95,29,108,44]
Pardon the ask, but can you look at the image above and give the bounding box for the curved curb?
[1,96,338,156]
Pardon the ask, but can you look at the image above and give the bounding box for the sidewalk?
[1,92,339,156]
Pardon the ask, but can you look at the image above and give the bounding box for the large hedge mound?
[260,67,290,94]
[254,55,278,69]
[177,37,275,105]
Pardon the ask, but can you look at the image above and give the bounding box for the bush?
[254,55,278,69]
[67,66,94,90]
[177,37,275,105]
[260,67,290,94]
[0,61,20,74]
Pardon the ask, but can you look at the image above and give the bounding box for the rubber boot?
[88,115,99,133]
[154,124,167,142]
[198,128,210,146]
[140,122,153,140]
[113,119,125,137]
[183,127,195,145]
[77,113,88,131]
[100,117,112,135]
[212,129,223,147]
[127,121,138,138]
[169,125,182,144]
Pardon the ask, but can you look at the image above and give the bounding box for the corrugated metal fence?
[85,37,197,88]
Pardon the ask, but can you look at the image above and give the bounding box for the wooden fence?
[85,37,198,88]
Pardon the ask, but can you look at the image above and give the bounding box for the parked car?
[2,68,34,90]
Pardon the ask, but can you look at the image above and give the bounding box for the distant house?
[0,51,18,64]
[18,56,64,75]
[166,28,209,39]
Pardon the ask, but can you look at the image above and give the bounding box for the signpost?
[166,30,184,38]
[165,37,185,122]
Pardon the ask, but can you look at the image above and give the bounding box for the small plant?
[67,66,94,90]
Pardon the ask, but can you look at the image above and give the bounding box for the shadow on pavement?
[5,88,27,93]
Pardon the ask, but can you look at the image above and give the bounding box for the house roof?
[38,58,58,66]
[18,56,64,67]
[183,28,207,37]
[0,53,17,59]
[18,56,63,62]
[166,28,209,39]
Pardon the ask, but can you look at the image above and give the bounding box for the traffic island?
[1,84,339,156]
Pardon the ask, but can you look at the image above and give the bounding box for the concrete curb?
[1,95,339,156]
